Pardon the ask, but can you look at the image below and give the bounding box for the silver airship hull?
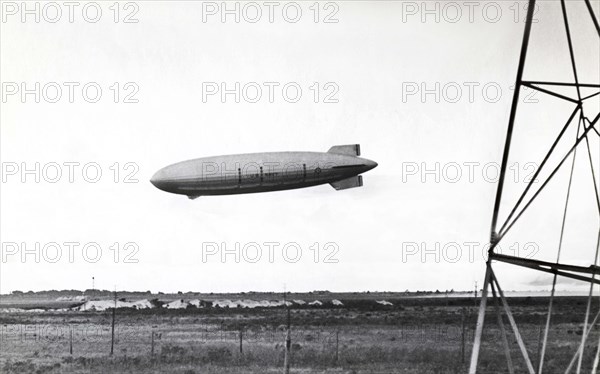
[150,144,377,198]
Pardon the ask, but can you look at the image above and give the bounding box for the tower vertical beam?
[560,0,582,101]
[492,271,536,374]
[539,120,582,373]
[584,0,600,38]
[490,0,537,247]
[491,281,515,374]
[469,263,491,374]
[565,307,600,373]
[472,3,537,371]
[577,231,600,373]
[591,233,600,374]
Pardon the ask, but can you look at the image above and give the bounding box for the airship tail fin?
[328,144,361,156]
[330,175,363,190]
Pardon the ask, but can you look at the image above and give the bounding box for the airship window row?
[226,163,342,187]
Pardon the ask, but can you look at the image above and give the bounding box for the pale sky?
[1,0,599,294]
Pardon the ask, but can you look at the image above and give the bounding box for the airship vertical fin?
[327,144,361,156]
[330,175,363,190]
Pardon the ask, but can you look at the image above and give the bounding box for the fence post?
[151,331,155,356]
[461,309,466,364]
[284,307,291,374]
[110,290,116,356]
[335,330,339,364]
[536,324,542,372]
[239,329,243,355]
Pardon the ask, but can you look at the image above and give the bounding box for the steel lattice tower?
[469,0,600,373]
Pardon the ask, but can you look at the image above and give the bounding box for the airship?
[150,144,377,199]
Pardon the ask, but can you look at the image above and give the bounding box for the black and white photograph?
[1,0,599,373]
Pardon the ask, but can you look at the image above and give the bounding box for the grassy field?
[1,294,600,373]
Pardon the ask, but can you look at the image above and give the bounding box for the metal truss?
[469,0,600,373]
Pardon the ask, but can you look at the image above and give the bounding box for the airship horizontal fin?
[330,175,363,190]
[327,144,361,156]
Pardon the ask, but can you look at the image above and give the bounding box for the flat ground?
[1,293,599,373]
